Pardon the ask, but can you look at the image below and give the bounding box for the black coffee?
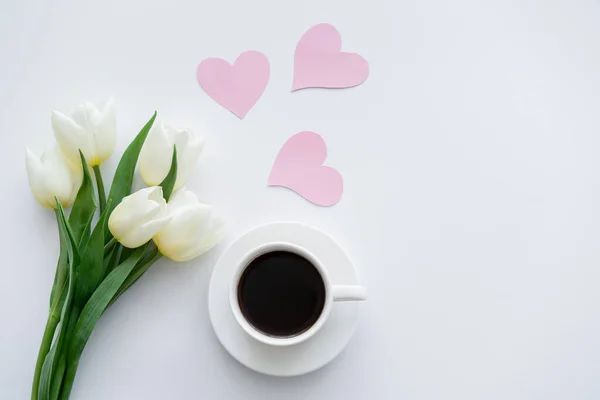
[237,251,326,337]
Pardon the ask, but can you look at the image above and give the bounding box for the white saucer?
[208,222,360,377]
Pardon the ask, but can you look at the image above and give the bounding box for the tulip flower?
[153,187,225,262]
[29,106,225,400]
[139,120,204,191]
[51,97,116,167]
[25,146,83,209]
[108,187,172,248]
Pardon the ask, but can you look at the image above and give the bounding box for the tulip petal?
[178,216,226,261]
[152,206,202,258]
[152,187,225,261]
[93,97,117,164]
[52,110,95,166]
[139,120,173,186]
[25,148,52,208]
[25,147,82,208]
[167,186,199,209]
[172,129,205,190]
[146,185,166,204]
[139,120,204,190]
[109,188,163,231]
[108,186,170,248]
[110,195,161,230]
[137,216,172,242]
[70,102,101,132]
[152,204,209,261]
[42,147,80,206]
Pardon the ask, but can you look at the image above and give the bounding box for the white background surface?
[1,0,600,399]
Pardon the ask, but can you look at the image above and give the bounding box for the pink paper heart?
[292,23,369,91]
[268,131,343,207]
[196,51,270,119]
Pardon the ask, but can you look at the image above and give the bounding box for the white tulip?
[139,120,205,191]
[25,147,83,209]
[153,187,225,262]
[108,187,172,248]
[51,97,116,166]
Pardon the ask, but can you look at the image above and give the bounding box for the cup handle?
[332,285,368,302]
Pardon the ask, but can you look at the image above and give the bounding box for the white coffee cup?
[229,242,367,347]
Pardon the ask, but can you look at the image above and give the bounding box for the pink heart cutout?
[292,23,369,91]
[268,131,343,207]
[196,51,270,119]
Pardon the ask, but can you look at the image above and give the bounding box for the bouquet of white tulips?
[26,99,225,400]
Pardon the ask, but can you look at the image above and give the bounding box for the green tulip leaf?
[68,151,97,244]
[76,214,94,252]
[56,199,80,270]
[58,246,146,400]
[33,268,67,400]
[160,146,178,202]
[111,243,162,306]
[73,200,112,309]
[49,211,69,308]
[105,112,157,242]
[38,290,68,400]
[38,202,79,400]
[49,356,66,400]
[102,243,121,276]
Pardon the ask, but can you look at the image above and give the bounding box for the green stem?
[92,165,106,215]
[50,210,68,309]
[103,238,117,254]
[33,210,69,400]
[58,247,152,400]
[31,313,60,400]
[106,244,122,275]
[110,248,162,307]
[58,359,78,400]
[56,307,81,400]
